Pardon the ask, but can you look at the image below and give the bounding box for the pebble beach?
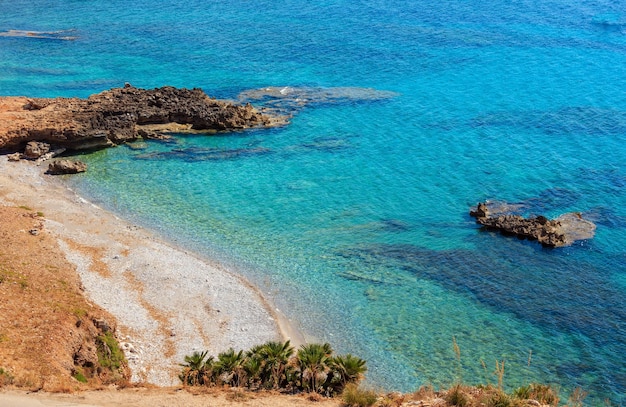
[0,157,300,386]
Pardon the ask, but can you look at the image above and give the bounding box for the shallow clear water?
[2,0,626,403]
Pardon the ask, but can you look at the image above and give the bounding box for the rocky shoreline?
[0,84,285,155]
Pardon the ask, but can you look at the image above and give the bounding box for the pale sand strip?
[0,158,304,386]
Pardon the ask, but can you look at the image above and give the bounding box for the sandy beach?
[0,157,303,386]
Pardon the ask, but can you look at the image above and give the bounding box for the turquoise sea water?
[2,0,626,403]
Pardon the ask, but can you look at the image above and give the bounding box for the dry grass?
[225,389,253,402]
[342,384,378,407]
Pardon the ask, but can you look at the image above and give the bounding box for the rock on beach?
[47,159,87,175]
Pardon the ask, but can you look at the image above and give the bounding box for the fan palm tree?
[296,343,333,393]
[214,348,245,387]
[179,350,213,386]
[327,354,367,394]
[258,340,294,389]
[243,355,263,389]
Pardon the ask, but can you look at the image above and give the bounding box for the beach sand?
[0,157,303,386]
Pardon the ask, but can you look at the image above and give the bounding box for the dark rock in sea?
[0,29,78,40]
[338,240,626,352]
[379,218,411,232]
[469,200,595,247]
[0,85,285,154]
[469,202,489,218]
[300,136,353,153]
[238,86,398,115]
[47,159,87,175]
[134,146,273,162]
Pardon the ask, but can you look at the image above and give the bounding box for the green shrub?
[96,331,125,371]
[342,383,378,407]
[73,370,88,383]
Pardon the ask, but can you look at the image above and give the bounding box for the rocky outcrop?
[47,159,87,175]
[470,201,596,247]
[0,84,285,153]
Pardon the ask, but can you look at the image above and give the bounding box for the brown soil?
[0,206,128,392]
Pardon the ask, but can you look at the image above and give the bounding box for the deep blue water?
[2,1,626,404]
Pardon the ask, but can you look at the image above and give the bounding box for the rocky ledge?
[0,84,285,154]
[470,201,596,247]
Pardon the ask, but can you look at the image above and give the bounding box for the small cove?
[2,0,626,403]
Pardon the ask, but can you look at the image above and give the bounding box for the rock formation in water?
[0,84,284,154]
[470,201,596,247]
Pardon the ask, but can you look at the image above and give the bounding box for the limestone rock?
[24,141,51,159]
[469,201,595,247]
[47,159,87,175]
[7,152,21,161]
[0,85,285,153]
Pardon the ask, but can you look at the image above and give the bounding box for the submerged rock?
[0,29,78,40]
[238,86,398,114]
[469,201,595,247]
[134,146,273,162]
[555,212,597,242]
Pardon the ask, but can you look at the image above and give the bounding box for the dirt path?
[0,388,341,407]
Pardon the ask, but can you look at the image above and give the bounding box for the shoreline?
[0,157,304,386]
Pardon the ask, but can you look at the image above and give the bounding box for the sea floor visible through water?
[2,0,626,404]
